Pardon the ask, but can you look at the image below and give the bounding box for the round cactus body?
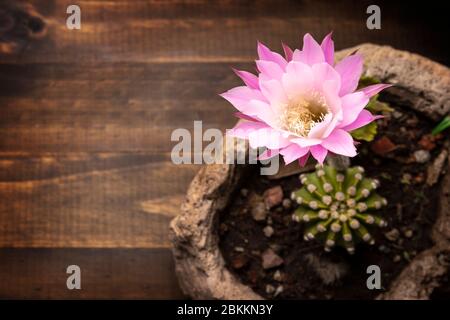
[291,164,388,254]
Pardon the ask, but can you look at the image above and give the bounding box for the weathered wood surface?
[0,248,182,299]
[0,0,447,299]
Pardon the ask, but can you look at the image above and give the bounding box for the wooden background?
[0,0,447,299]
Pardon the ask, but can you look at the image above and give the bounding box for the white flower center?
[280,92,329,137]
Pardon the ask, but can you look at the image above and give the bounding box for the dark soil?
[219,102,446,300]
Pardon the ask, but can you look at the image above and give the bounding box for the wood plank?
[0,151,169,182]
[0,158,199,248]
[0,248,185,299]
[0,62,238,152]
[2,1,447,64]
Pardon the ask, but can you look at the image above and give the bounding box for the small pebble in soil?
[406,117,419,126]
[263,225,274,238]
[231,254,249,269]
[261,248,284,269]
[385,228,400,242]
[251,202,267,221]
[378,245,391,253]
[273,270,283,282]
[401,173,412,185]
[263,186,283,209]
[393,111,403,119]
[404,229,414,238]
[282,198,291,209]
[393,254,402,263]
[240,188,249,197]
[234,246,245,253]
[265,284,275,294]
[413,149,431,163]
[414,174,424,184]
[418,134,437,151]
[381,172,392,180]
[371,136,397,156]
[274,285,284,297]
[426,148,448,186]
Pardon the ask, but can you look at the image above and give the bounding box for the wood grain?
[0,0,447,299]
[0,248,185,299]
[2,0,448,64]
[0,157,198,248]
[0,62,237,152]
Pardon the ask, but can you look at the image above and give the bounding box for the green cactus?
[291,164,388,254]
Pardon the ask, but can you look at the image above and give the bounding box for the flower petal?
[322,80,343,118]
[298,153,310,166]
[244,99,278,126]
[281,61,314,99]
[220,86,266,115]
[256,60,284,80]
[220,86,265,103]
[259,79,288,107]
[341,109,383,131]
[335,54,363,96]
[232,68,259,89]
[308,113,335,139]
[233,112,259,122]
[291,137,322,147]
[257,41,287,69]
[294,33,325,66]
[312,62,341,93]
[226,121,269,139]
[282,42,293,61]
[280,143,309,165]
[338,91,370,128]
[258,148,280,160]
[310,145,328,164]
[249,127,291,149]
[321,129,357,157]
[320,32,334,65]
[359,83,392,98]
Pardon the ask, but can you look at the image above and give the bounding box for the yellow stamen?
[280,92,329,136]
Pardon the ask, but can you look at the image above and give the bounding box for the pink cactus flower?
[221,33,391,165]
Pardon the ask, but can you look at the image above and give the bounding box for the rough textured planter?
[169,44,450,300]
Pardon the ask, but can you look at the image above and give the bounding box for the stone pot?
[169,44,450,300]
